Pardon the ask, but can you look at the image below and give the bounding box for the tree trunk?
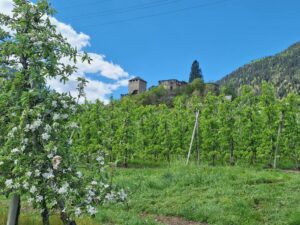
[6,194,20,225]
[41,198,50,225]
[229,137,235,166]
[58,199,76,225]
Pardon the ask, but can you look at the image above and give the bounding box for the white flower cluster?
[86,205,97,216]
[31,119,42,131]
[58,183,69,194]
[8,127,18,138]
[53,113,60,121]
[5,179,13,189]
[96,156,105,166]
[118,189,127,201]
[69,122,79,129]
[42,169,55,180]
[41,132,50,141]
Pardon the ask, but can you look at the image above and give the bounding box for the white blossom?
[45,124,52,132]
[26,171,32,177]
[70,105,76,113]
[8,127,18,138]
[52,101,57,107]
[41,133,50,141]
[69,122,78,129]
[75,207,82,217]
[11,148,19,153]
[23,138,29,145]
[86,205,97,215]
[58,183,69,194]
[76,171,83,178]
[62,114,68,119]
[119,189,127,201]
[30,185,37,193]
[88,190,95,197]
[14,182,20,189]
[20,145,26,152]
[42,170,54,179]
[105,192,115,202]
[63,103,68,109]
[24,124,31,132]
[91,181,97,185]
[30,119,42,131]
[35,169,41,177]
[23,182,29,190]
[36,195,43,203]
[53,113,60,121]
[0,161,4,166]
[5,179,13,189]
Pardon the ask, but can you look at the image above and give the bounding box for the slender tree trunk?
[41,198,50,225]
[212,154,216,166]
[6,194,20,225]
[229,137,235,166]
[58,199,76,225]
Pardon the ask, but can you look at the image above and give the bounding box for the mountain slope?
[218,42,300,97]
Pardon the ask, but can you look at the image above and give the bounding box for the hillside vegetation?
[218,42,300,97]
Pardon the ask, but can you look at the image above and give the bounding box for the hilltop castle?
[127,77,188,95]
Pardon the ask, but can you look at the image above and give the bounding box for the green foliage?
[75,82,300,169]
[129,79,210,107]
[189,60,204,83]
[3,165,300,225]
[218,41,300,97]
[99,165,300,225]
[0,1,124,224]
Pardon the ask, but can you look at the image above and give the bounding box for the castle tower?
[128,77,147,95]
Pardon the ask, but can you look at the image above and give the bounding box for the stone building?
[128,77,147,95]
[158,79,187,91]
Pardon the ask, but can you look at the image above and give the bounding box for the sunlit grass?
[2,163,300,225]
[0,211,99,225]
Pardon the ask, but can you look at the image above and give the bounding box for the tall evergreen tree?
[189,60,203,83]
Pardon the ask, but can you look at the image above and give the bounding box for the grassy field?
[2,164,300,225]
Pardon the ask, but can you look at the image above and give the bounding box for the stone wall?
[128,79,147,94]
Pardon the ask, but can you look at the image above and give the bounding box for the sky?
[1,0,300,103]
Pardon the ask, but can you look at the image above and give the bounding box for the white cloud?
[0,0,13,16]
[49,17,90,50]
[0,0,131,103]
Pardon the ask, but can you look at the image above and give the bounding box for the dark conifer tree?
[189,60,204,83]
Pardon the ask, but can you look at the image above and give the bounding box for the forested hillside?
[218,42,300,97]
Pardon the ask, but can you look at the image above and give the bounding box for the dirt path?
[143,214,207,225]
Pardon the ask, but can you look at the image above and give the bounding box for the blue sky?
[2,0,300,101]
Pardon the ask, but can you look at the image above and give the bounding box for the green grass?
[99,164,300,225]
[2,164,300,225]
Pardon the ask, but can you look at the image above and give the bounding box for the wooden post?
[186,110,200,165]
[7,194,20,225]
[196,116,200,164]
